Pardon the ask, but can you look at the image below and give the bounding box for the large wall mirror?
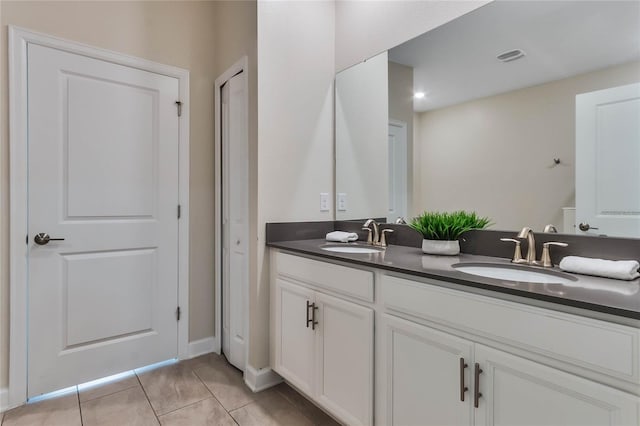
[335,0,640,238]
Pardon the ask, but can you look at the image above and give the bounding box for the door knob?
[578,223,599,232]
[34,233,65,245]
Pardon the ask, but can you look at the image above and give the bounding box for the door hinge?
[176,306,181,321]
[177,204,181,219]
[175,101,182,117]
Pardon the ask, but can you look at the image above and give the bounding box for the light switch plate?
[337,193,347,211]
[320,193,330,212]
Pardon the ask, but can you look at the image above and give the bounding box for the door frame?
[8,26,191,408]
[213,56,250,368]
[388,119,408,221]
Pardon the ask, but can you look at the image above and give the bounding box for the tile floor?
[1,353,341,426]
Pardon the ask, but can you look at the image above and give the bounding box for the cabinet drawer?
[276,252,374,302]
[381,274,640,385]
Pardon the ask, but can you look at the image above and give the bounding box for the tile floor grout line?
[78,383,139,404]
[134,371,162,424]
[191,361,256,422]
[153,394,213,419]
[190,367,234,415]
[76,387,85,426]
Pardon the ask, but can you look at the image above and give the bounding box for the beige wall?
[334,0,489,71]
[388,61,414,215]
[414,60,640,232]
[0,0,220,390]
[255,0,335,368]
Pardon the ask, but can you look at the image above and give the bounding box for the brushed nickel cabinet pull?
[306,301,313,328]
[460,358,468,401]
[311,303,319,330]
[474,363,483,408]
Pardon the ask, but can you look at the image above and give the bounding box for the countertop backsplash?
[266,220,640,266]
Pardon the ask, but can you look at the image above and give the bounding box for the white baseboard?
[0,387,8,413]
[244,365,283,392]
[187,336,219,359]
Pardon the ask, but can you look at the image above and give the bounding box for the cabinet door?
[474,344,640,426]
[274,278,316,395]
[381,314,474,426]
[315,291,374,426]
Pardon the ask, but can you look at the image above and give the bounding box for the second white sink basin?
[321,245,384,254]
[453,263,577,284]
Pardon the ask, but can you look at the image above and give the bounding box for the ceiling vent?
[497,49,526,63]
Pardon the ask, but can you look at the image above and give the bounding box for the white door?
[381,315,474,426]
[474,345,639,426]
[388,121,408,222]
[27,44,180,397]
[576,82,640,237]
[274,279,316,396]
[221,71,248,371]
[315,292,373,426]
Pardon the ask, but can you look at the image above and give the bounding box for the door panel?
[576,82,640,237]
[382,315,474,426]
[221,71,248,371]
[475,345,639,426]
[274,279,315,395]
[66,74,156,218]
[27,43,179,397]
[315,292,373,426]
[63,249,155,346]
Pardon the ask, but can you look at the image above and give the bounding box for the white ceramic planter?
[422,239,460,255]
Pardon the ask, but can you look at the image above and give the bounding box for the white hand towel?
[326,231,359,243]
[559,256,640,281]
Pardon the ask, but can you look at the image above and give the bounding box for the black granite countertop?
[267,239,640,321]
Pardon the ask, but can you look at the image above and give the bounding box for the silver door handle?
[34,233,65,245]
[578,223,598,232]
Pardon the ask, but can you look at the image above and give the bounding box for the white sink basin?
[453,263,576,284]
[321,245,384,254]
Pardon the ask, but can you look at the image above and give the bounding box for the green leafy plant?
[409,211,492,241]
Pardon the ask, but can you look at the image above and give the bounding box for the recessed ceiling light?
[497,49,526,63]
[414,92,426,99]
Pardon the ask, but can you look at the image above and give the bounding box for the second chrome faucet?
[501,226,567,267]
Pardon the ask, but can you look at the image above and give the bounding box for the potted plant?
[409,211,492,255]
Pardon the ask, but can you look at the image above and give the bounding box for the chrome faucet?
[543,224,558,233]
[362,219,393,247]
[363,219,379,245]
[517,227,538,265]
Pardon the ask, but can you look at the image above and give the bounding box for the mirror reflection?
[335,0,640,238]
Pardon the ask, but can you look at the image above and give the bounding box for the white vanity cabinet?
[271,251,374,426]
[270,249,640,426]
[381,314,474,426]
[474,345,639,426]
[381,314,638,426]
[378,274,640,426]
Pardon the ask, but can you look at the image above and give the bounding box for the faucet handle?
[540,242,568,268]
[500,238,524,263]
[362,227,373,245]
[380,229,394,247]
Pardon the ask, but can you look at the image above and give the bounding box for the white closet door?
[222,71,248,371]
[27,44,180,397]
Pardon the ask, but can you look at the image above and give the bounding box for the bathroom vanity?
[268,237,640,426]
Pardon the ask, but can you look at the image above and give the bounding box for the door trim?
[8,26,190,408]
[214,56,250,368]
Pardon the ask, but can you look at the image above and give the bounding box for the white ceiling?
[388,0,640,112]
